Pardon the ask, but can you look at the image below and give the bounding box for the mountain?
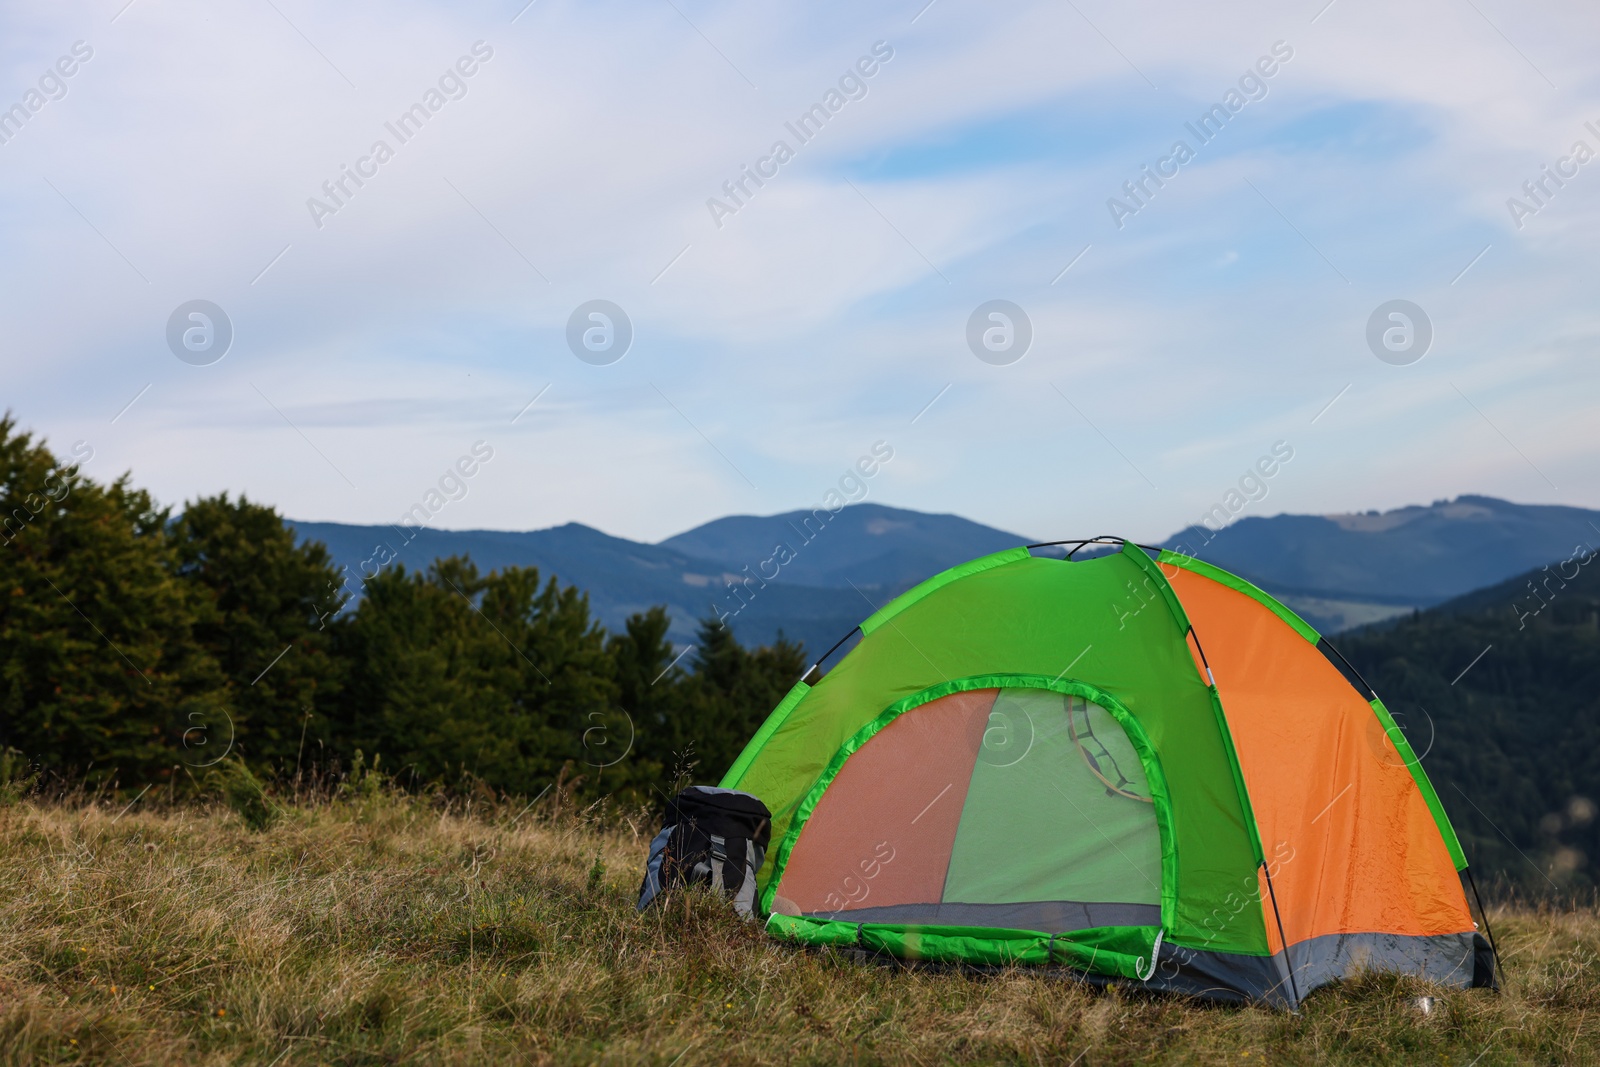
[658,505,1030,592]
[1335,548,1600,892]
[291,495,1600,654]
[289,519,719,624]
[1165,495,1600,633]
[287,505,1032,656]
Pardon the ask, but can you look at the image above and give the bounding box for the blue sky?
[2,0,1597,544]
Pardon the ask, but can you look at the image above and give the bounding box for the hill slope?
[1336,547,1600,893]
[3,798,1593,1063]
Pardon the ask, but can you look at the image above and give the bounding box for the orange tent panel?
[1167,566,1474,946]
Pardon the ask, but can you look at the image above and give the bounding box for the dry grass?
[0,790,1595,1066]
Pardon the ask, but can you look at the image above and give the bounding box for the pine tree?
[329,558,617,795]
[0,415,225,784]
[173,493,347,774]
[678,618,806,787]
[605,606,683,800]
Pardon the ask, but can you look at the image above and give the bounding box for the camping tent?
[717,540,1496,1007]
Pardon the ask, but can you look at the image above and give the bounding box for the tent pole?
[801,626,863,683]
[1262,861,1302,1010]
[1464,865,1504,991]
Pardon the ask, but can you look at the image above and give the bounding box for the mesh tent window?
[768,683,1166,935]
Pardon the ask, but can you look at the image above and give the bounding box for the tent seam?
[1122,542,1266,866]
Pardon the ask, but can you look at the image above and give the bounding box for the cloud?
[2,0,1598,544]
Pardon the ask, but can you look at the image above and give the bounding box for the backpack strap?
[707,833,727,891]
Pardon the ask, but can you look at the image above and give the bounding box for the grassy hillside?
[1,789,1596,1066]
[1338,552,1600,894]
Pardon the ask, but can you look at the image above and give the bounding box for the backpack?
[637,786,771,916]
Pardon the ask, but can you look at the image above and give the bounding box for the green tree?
[173,493,348,773]
[0,415,224,783]
[676,618,805,786]
[604,606,686,802]
[330,557,615,794]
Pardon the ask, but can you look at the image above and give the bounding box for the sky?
[3,0,1598,545]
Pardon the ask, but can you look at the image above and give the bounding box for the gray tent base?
[822,929,1495,1010]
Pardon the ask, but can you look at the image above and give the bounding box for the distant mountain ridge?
[660,506,1029,598]
[288,504,1030,656]
[1161,495,1600,632]
[290,496,1600,653]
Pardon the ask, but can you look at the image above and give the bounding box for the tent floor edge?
[766,915,1490,1011]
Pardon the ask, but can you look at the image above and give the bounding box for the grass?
[0,786,1596,1066]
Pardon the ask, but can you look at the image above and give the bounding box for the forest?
[0,416,800,807]
[1340,553,1600,895]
